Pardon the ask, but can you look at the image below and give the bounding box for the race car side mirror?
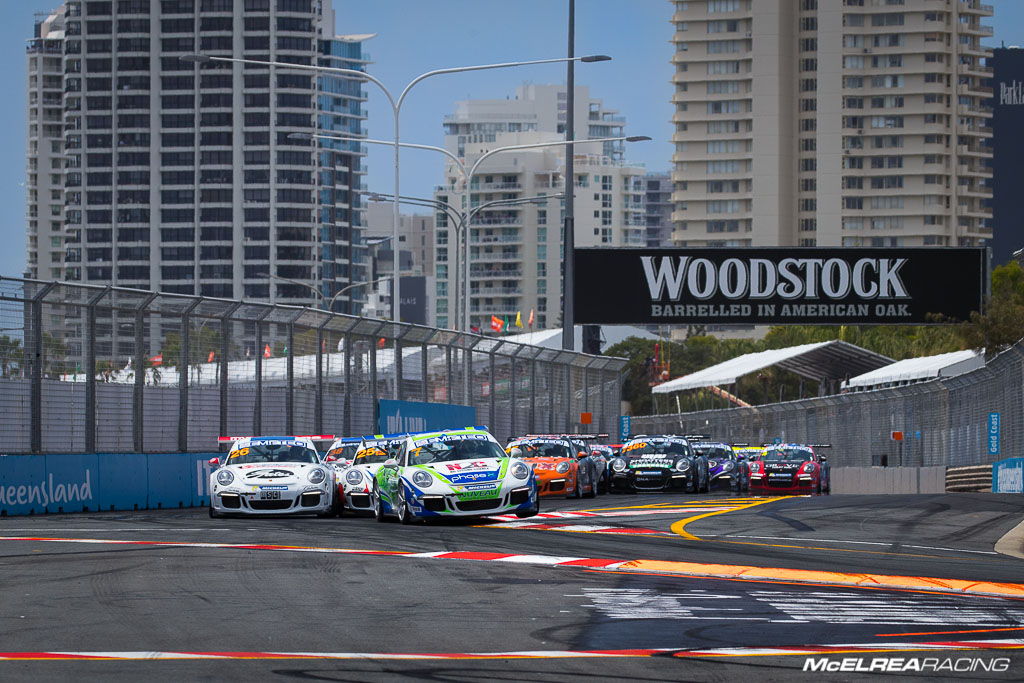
[383,458,398,468]
[324,455,337,462]
[819,455,828,462]
[208,457,220,466]
[736,454,745,461]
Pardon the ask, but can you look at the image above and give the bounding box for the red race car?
[749,443,831,494]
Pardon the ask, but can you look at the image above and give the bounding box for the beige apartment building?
[670,0,993,248]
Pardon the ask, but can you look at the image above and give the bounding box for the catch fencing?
[0,277,625,454]
[633,340,1024,469]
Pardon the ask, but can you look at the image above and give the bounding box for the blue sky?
[1,0,1022,279]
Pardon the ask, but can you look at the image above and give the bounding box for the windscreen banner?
[574,247,986,325]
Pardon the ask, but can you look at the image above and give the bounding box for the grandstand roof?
[651,340,893,394]
[841,349,984,390]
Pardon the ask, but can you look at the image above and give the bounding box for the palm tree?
[0,335,23,378]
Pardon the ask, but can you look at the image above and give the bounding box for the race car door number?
[259,491,281,500]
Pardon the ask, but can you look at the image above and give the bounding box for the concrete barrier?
[831,466,946,494]
[946,464,993,493]
[0,452,216,516]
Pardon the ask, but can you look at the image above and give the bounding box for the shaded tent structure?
[841,348,984,392]
[651,341,893,407]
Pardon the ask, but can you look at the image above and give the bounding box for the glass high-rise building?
[25,0,369,316]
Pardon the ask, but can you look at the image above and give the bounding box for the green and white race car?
[371,427,539,523]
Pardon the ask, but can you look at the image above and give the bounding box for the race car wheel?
[700,466,711,493]
[372,485,387,523]
[396,490,415,525]
[583,467,597,499]
[318,492,342,518]
[208,505,221,519]
[515,496,540,519]
[571,474,583,499]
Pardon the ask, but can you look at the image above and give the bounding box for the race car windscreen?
[625,440,691,457]
[354,445,390,464]
[763,448,812,462]
[229,443,320,464]
[693,445,733,460]
[510,442,573,459]
[329,444,359,460]
[409,437,506,465]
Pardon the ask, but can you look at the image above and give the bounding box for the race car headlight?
[555,461,571,474]
[675,460,691,471]
[411,470,433,488]
[307,468,327,484]
[216,470,234,486]
[511,462,530,479]
[723,461,735,471]
[344,469,363,486]
[800,462,816,473]
[611,458,626,472]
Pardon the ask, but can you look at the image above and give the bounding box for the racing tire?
[396,489,416,525]
[583,467,597,499]
[318,492,342,518]
[700,465,711,494]
[568,473,583,499]
[515,496,540,519]
[208,505,221,519]
[372,485,387,523]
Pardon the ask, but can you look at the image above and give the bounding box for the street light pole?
[266,273,324,308]
[184,53,610,331]
[563,0,576,351]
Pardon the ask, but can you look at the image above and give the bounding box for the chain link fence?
[633,341,1024,469]
[0,277,625,454]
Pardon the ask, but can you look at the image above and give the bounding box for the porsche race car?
[330,434,407,514]
[506,435,599,498]
[749,443,831,493]
[372,427,539,522]
[208,435,339,517]
[691,441,750,493]
[608,435,709,493]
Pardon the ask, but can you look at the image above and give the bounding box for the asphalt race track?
[2,492,1024,681]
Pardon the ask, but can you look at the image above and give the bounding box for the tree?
[955,261,1024,353]
[0,335,23,378]
[160,324,225,367]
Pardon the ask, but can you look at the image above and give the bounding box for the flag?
[321,339,327,353]
[149,353,163,367]
[246,346,252,358]
[528,309,535,328]
[207,350,215,363]
[337,337,344,352]
[490,315,505,333]
[377,337,387,349]
[263,344,272,359]
[470,325,481,334]
[123,358,132,371]
[514,311,523,328]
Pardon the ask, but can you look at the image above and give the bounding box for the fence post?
[445,344,453,405]
[582,364,589,435]
[315,318,328,435]
[510,355,517,438]
[253,313,264,435]
[133,295,156,452]
[178,299,199,453]
[219,309,233,442]
[464,346,472,407]
[27,284,53,454]
[489,349,496,432]
[530,357,537,433]
[344,332,353,437]
[395,338,404,402]
[421,342,429,403]
[285,322,295,435]
[549,361,557,433]
[565,363,572,433]
[370,335,378,409]
[83,296,98,453]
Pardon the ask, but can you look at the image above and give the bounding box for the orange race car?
[505,436,599,498]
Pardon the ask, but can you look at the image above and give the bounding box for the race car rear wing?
[217,434,337,442]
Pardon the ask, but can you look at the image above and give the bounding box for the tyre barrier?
[945,464,993,493]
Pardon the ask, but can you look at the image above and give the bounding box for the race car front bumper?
[212,484,333,515]
[405,485,537,518]
[749,474,816,491]
[610,470,690,491]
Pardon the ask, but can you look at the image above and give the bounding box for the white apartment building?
[26,8,67,281]
[670,0,993,248]
[434,130,645,332]
[365,201,435,277]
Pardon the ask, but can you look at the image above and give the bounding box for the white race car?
[208,436,339,517]
[325,433,407,515]
[371,427,539,523]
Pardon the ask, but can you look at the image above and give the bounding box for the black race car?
[608,435,708,493]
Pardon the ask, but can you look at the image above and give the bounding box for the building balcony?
[470,235,522,245]
[469,268,522,279]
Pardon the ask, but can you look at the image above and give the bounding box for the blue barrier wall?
[377,399,477,434]
[993,457,1024,494]
[0,453,218,516]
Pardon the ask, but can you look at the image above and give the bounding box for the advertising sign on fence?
[574,248,986,325]
[377,400,477,435]
[988,412,1001,456]
[993,458,1023,493]
[619,415,631,442]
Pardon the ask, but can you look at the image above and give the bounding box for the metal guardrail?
[633,339,1024,470]
[0,276,625,454]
